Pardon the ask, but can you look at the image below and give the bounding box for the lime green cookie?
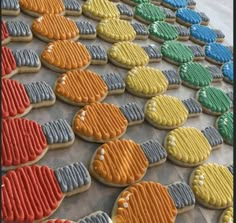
[197,86,232,115]
[179,62,213,89]
[149,21,178,43]
[135,3,166,24]
[216,112,233,145]
[161,40,194,65]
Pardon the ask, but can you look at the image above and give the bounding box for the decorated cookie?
[19,0,82,17]
[54,70,125,106]
[198,11,210,26]
[97,19,136,43]
[82,0,120,21]
[41,40,92,72]
[2,20,32,45]
[76,21,97,39]
[190,24,217,45]
[226,45,233,55]
[2,79,55,119]
[176,8,202,27]
[179,62,214,89]
[1,0,20,16]
[162,0,187,11]
[187,0,196,9]
[2,46,41,79]
[72,102,144,143]
[142,44,162,62]
[149,21,178,43]
[161,41,194,65]
[213,29,225,42]
[90,139,167,186]
[222,61,233,84]
[85,45,108,65]
[145,95,202,129]
[164,126,223,167]
[216,112,233,145]
[131,22,149,40]
[174,24,190,40]
[152,0,162,5]
[122,0,150,6]
[188,45,205,61]
[189,163,233,209]
[125,66,181,97]
[2,162,91,223]
[206,65,224,82]
[218,207,233,223]
[159,6,176,23]
[112,181,195,223]
[134,3,166,24]
[196,86,233,116]
[116,3,134,20]
[2,118,74,171]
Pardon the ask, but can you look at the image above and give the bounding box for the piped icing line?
[101,73,125,93]
[62,0,81,13]
[159,6,176,21]
[6,20,32,39]
[188,45,205,59]
[77,211,112,223]
[162,69,181,87]
[1,46,17,77]
[174,24,190,39]
[176,8,202,26]
[206,66,224,81]
[181,98,202,116]
[2,0,20,12]
[142,44,162,62]
[227,165,233,175]
[222,61,233,83]
[197,12,210,25]
[213,29,225,40]
[162,0,187,9]
[201,126,223,149]
[75,21,96,39]
[86,45,107,64]
[2,20,10,43]
[187,0,196,8]
[117,3,134,19]
[131,22,149,38]
[219,207,234,223]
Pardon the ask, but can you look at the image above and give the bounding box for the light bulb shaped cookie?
[2,162,91,223]
[218,207,233,223]
[2,118,75,171]
[90,139,167,186]
[2,79,55,119]
[162,0,187,11]
[189,163,233,209]
[176,8,202,27]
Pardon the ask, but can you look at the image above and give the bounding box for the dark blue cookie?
[176,8,202,26]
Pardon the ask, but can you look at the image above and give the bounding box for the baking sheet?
[3,0,233,222]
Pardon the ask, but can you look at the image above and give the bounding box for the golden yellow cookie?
[97,18,136,43]
[82,0,120,21]
[108,41,149,69]
[125,66,168,97]
[190,163,233,209]
[219,207,233,223]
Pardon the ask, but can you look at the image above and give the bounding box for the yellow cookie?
[97,18,136,43]
[219,207,233,223]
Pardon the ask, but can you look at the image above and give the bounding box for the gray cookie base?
[86,45,107,64]
[101,73,125,94]
[182,98,202,116]
[142,45,162,62]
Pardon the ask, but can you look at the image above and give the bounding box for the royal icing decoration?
[2,46,17,77]
[222,61,233,83]
[220,207,234,223]
[162,0,187,10]
[176,8,202,26]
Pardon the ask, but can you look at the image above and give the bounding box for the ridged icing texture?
[101,73,125,92]
[179,62,212,88]
[149,21,178,41]
[191,163,233,208]
[167,182,195,209]
[205,43,233,63]
[131,22,149,36]
[82,0,120,20]
[97,19,136,42]
[206,66,223,80]
[166,127,211,164]
[42,119,74,145]
[6,21,31,37]
[73,103,128,141]
[221,207,233,223]
[198,12,209,22]
[201,126,223,148]
[140,139,167,164]
[145,95,188,127]
[2,0,20,10]
[108,42,149,67]
[188,45,205,58]
[119,102,144,124]
[117,4,133,17]
[2,118,47,167]
[142,45,162,60]
[162,0,187,8]
[113,181,177,223]
[55,70,107,104]
[2,79,30,119]
[125,66,168,96]
[2,20,9,41]
[2,165,63,223]
[187,0,196,6]
[86,45,107,62]
[159,6,176,19]
[92,139,148,185]
[217,112,233,145]
[41,40,91,70]
[13,49,41,67]
[32,14,79,41]
[182,98,202,115]
[226,92,233,102]
[213,29,225,39]
[161,41,194,64]
[176,8,202,25]
[135,3,166,23]
[198,86,232,113]
[24,81,55,104]
[190,25,216,43]
[226,45,233,54]
[19,0,65,15]
[174,25,190,37]
[63,0,81,11]
[162,70,181,86]
[78,211,112,223]
[54,162,90,193]
[132,0,150,3]
[2,46,17,77]
[222,61,233,81]
[76,21,96,35]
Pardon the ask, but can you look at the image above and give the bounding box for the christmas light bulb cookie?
[2,79,55,119]
[222,61,233,84]
[176,8,202,27]
[90,139,167,186]
[189,163,233,209]
[1,0,20,16]
[54,70,125,106]
[162,0,187,11]
[218,207,233,223]
[112,181,195,223]
[2,118,74,171]
[72,102,144,143]
[2,162,91,223]
[145,95,202,129]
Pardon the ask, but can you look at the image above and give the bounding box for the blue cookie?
[222,61,233,84]
[205,43,233,64]
[190,24,217,45]
[176,8,202,27]
[162,0,187,10]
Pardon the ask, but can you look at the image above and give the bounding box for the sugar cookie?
[90,139,167,186]
[1,0,20,16]
[2,79,55,119]
[122,0,150,6]
[222,61,233,84]
[174,24,190,40]
[152,0,162,5]
[198,11,210,25]
[218,207,233,223]
[85,45,108,65]
[76,21,97,39]
[2,162,91,223]
[131,22,149,40]
[72,102,144,143]
[159,6,176,23]
[213,29,225,42]
[162,0,187,11]
[142,44,162,62]
[187,0,196,9]
[188,45,205,61]
[189,163,233,209]
[206,65,224,82]
[117,3,134,20]
[176,8,202,27]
